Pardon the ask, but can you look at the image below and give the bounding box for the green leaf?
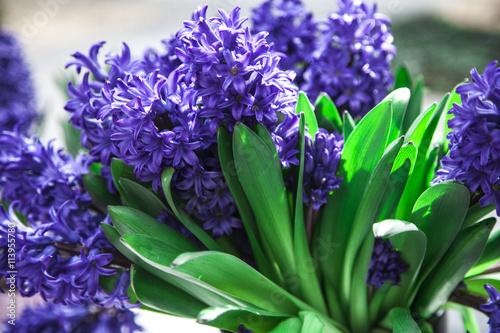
[390,308,421,333]
[120,234,251,308]
[217,127,277,282]
[131,265,207,318]
[161,168,224,252]
[270,318,302,333]
[318,99,392,295]
[410,182,470,281]
[466,224,500,277]
[314,93,342,134]
[349,233,374,333]
[394,66,412,90]
[342,137,404,306]
[197,306,290,333]
[442,84,463,156]
[465,273,500,297]
[293,115,327,314]
[342,111,356,140]
[118,178,169,218]
[82,174,121,212]
[111,159,150,208]
[411,220,492,319]
[462,202,495,230]
[402,76,424,134]
[233,123,296,280]
[299,311,325,333]
[296,91,318,140]
[255,123,281,166]
[373,220,427,317]
[381,88,410,143]
[101,223,140,265]
[171,251,300,314]
[108,206,199,252]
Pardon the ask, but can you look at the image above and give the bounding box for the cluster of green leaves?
[82,67,498,332]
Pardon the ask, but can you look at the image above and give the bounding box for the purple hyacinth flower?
[433,61,500,215]
[366,237,409,288]
[481,284,500,332]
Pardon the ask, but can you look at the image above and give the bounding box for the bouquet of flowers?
[1,0,500,332]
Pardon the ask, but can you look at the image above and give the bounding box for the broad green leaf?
[108,205,199,252]
[233,123,296,281]
[314,93,342,134]
[296,91,318,140]
[342,111,356,140]
[292,115,327,313]
[270,318,302,333]
[197,306,289,333]
[130,265,207,318]
[466,224,500,277]
[318,99,392,295]
[299,311,325,333]
[118,178,169,218]
[410,182,470,280]
[462,202,495,230]
[111,158,150,208]
[390,308,421,333]
[381,88,410,143]
[342,137,404,306]
[161,168,224,252]
[255,123,281,166]
[397,94,452,220]
[411,220,492,319]
[217,127,277,282]
[120,234,252,308]
[324,281,346,327]
[82,174,121,212]
[465,273,500,297]
[402,76,424,134]
[373,220,427,317]
[349,233,374,333]
[171,251,300,314]
[442,84,463,156]
[394,66,412,90]
[101,223,140,265]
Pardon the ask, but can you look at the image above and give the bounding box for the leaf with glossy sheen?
[465,273,500,297]
[108,205,199,252]
[118,178,170,218]
[342,111,356,140]
[411,220,492,319]
[466,223,500,277]
[318,99,392,294]
[82,174,121,212]
[342,137,404,306]
[293,115,327,313]
[255,123,281,166]
[410,182,470,280]
[295,91,318,140]
[381,88,410,143]
[111,158,149,208]
[197,306,290,333]
[120,234,252,308]
[217,127,277,282]
[269,318,302,333]
[402,76,424,134]
[314,93,342,134]
[390,308,421,333]
[233,123,296,279]
[299,311,325,333]
[161,168,224,252]
[131,265,207,318]
[171,251,300,314]
[394,66,412,90]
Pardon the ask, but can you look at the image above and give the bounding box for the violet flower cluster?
[2,301,142,333]
[64,6,310,237]
[433,61,500,215]
[0,130,134,309]
[481,284,500,332]
[251,0,396,118]
[0,29,38,132]
[366,237,409,288]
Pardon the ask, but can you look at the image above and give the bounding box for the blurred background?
[0,0,499,331]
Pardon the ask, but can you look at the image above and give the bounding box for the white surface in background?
[132,309,219,332]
